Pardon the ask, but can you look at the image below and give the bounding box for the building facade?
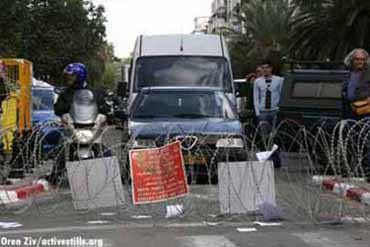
[192,16,210,34]
[208,0,241,34]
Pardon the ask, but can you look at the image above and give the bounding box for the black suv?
[279,68,349,129]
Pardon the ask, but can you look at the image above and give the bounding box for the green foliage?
[0,0,108,86]
[229,0,370,75]
[228,0,293,77]
[290,0,370,60]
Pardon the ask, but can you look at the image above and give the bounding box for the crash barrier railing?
[1,119,370,225]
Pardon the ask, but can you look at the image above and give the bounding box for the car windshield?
[131,90,236,119]
[32,88,54,111]
[134,56,232,92]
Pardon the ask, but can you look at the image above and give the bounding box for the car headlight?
[133,139,157,148]
[75,130,94,144]
[216,138,244,148]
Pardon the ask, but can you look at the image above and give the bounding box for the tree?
[0,0,108,86]
[228,0,293,76]
[100,43,122,89]
[0,0,28,57]
[290,0,370,60]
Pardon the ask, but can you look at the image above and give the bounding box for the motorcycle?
[62,89,108,160]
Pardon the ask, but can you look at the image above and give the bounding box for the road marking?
[178,235,239,247]
[237,227,257,232]
[0,222,254,236]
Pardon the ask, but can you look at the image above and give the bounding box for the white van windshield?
[131,90,236,119]
[134,56,232,92]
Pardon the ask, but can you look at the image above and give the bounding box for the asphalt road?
[1,128,370,246]
[1,222,370,247]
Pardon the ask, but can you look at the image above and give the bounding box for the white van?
[126,34,235,110]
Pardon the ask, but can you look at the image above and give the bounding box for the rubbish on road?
[219,161,276,214]
[0,222,23,229]
[131,215,153,219]
[237,227,257,233]
[87,220,110,225]
[257,202,284,221]
[165,204,184,219]
[67,156,125,210]
[130,142,189,205]
[253,221,282,226]
[256,144,279,161]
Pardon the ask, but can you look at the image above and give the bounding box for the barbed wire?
[0,119,369,225]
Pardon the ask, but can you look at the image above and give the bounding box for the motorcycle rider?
[49,63,109,185]
[55,63,109,117]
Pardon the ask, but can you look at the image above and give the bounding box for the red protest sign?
[129,141,189,204]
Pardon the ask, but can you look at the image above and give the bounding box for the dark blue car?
[32,86,63,158]
[127,87,247,183]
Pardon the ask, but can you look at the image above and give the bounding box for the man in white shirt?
[253,60,284,168]
[253,60,284,132]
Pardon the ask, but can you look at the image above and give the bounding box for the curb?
[0,179,49,204]
[312,176,370,206]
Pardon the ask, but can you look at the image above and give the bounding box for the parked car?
[277,67,349,172]
[31,79,63,159]
[279,69,348,128]
[124,87,247,183]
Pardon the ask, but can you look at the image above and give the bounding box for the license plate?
[183,155,207,165]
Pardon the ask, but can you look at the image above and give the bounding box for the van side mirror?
[234,80,243,98]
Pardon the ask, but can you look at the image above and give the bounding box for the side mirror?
[234,80,248,98]
[234,81,242,98]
